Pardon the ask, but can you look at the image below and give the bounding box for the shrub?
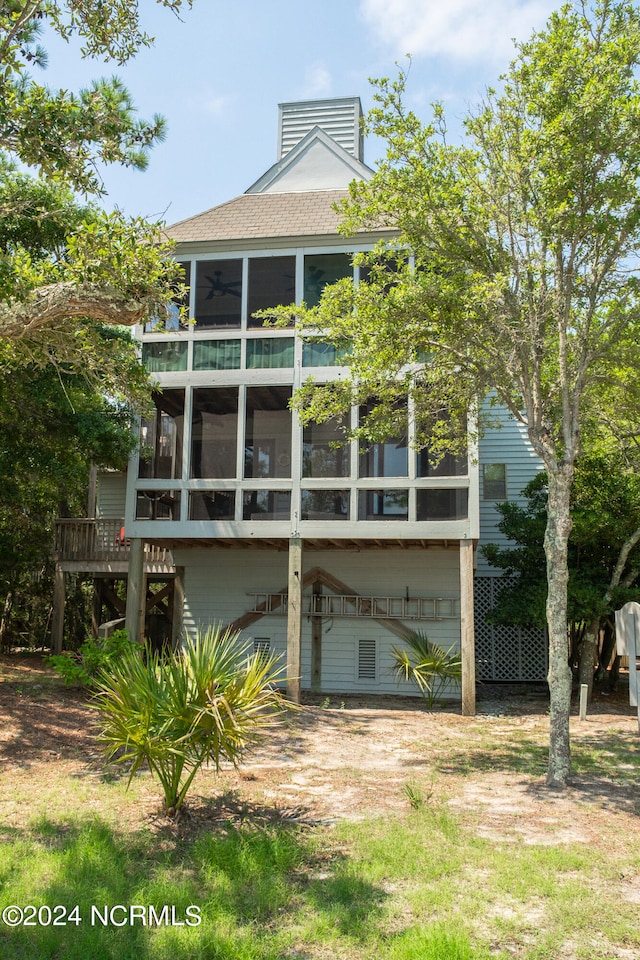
[48,629,136,688]
[93,624,291,814]
[391,631,462,707]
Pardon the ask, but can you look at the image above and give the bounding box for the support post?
[460,538,476,717]
[125,538,146,644]
[311,580,322,693]
[172,567,185,649]
[87,464,98,519]
[51,563,66,654]
[286,536,303,703]
[579,683,588,720]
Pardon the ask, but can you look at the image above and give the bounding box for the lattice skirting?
[474,576,548,682]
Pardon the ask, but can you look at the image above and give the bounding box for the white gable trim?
[246,127,374,195]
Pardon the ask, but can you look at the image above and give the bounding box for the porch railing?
[54,519,172,565]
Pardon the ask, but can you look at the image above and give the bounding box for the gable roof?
[246,127,374,195]
[165,97,388,247]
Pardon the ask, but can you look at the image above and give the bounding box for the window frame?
[482,463,507,500]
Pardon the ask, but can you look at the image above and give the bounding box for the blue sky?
[39,0,558,226]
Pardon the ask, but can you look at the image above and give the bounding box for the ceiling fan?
[205,271,242,299]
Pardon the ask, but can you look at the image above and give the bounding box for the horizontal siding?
[477,407,542,577]
[96,472,127,520]
[175,546,462,698]
[280,99,361,158]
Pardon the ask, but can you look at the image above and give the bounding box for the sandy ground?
[0,653,637,848]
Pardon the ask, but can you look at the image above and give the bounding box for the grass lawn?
[0,655,638,959]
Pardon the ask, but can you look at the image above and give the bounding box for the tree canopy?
[0,329,147,646]
[0,1,192,352]
[0,0,193,190]
[266,1,640,785]
[0,164,182,367]
[0,2,193,643]
[484,462,640,673]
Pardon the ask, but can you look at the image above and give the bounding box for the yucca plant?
[391,631,462,708]
[93,624,290,815]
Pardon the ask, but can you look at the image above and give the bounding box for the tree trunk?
[609,653,621,690]
[578,618,599,702]
[0,591,13,648]
[597,620,616,680]
[544,468,574,787]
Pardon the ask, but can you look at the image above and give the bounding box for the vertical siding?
[174,545,462,698]
[96,472,127,519]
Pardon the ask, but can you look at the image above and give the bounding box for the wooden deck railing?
[55,519,172,565]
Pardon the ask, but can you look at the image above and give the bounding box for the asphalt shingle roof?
[166,190,352,243]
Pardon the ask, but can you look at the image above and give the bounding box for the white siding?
[279,98,363,160]
[476,407,542,576]
[175,546,462,698]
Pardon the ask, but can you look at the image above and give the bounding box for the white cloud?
[301,62,333,98]
[359,0,556,64]
[198,92,232,117]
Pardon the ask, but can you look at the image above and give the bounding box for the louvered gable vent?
[278,98,363,161]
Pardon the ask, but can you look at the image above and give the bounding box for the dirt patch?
[0,658,100,766]
[0,653,638,846]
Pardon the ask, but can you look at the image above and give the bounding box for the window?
[170,261,191,329]
[193,339,241,370]
[358,255,405,293]
[303,253,352,307]
[145,262,189,332]
[141,341,188,373]
[244,386,292,479]
[190,387,238,479]
[135,490,180,521]
[138,390,184,480]
[189,491,235,520]
[195,259,242,328]
[302,415,349,478]
[358,490,408,520]
[247,256,295,327]
[417,449,468,477]
[242,490,291,520]
[483,463,507,500]
[359,401,408,478]
[246,338,295,368]
[302,340,351,367]
[415,410,468,477]
[301,490,349,520]
[416,489,469,521]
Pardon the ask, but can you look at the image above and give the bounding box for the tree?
[266,1,640,785]
[0,1,192,351]
[0,330,148,646]
[480,475,550,633]
[484,461,640,697]
[0,158,161,646]
[0,162,182,372]
[0,3,192,639]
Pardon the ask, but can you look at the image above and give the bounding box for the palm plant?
[93,624,290,815]
[391,631,462,708]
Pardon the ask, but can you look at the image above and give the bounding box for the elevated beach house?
[53,97,546,709]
